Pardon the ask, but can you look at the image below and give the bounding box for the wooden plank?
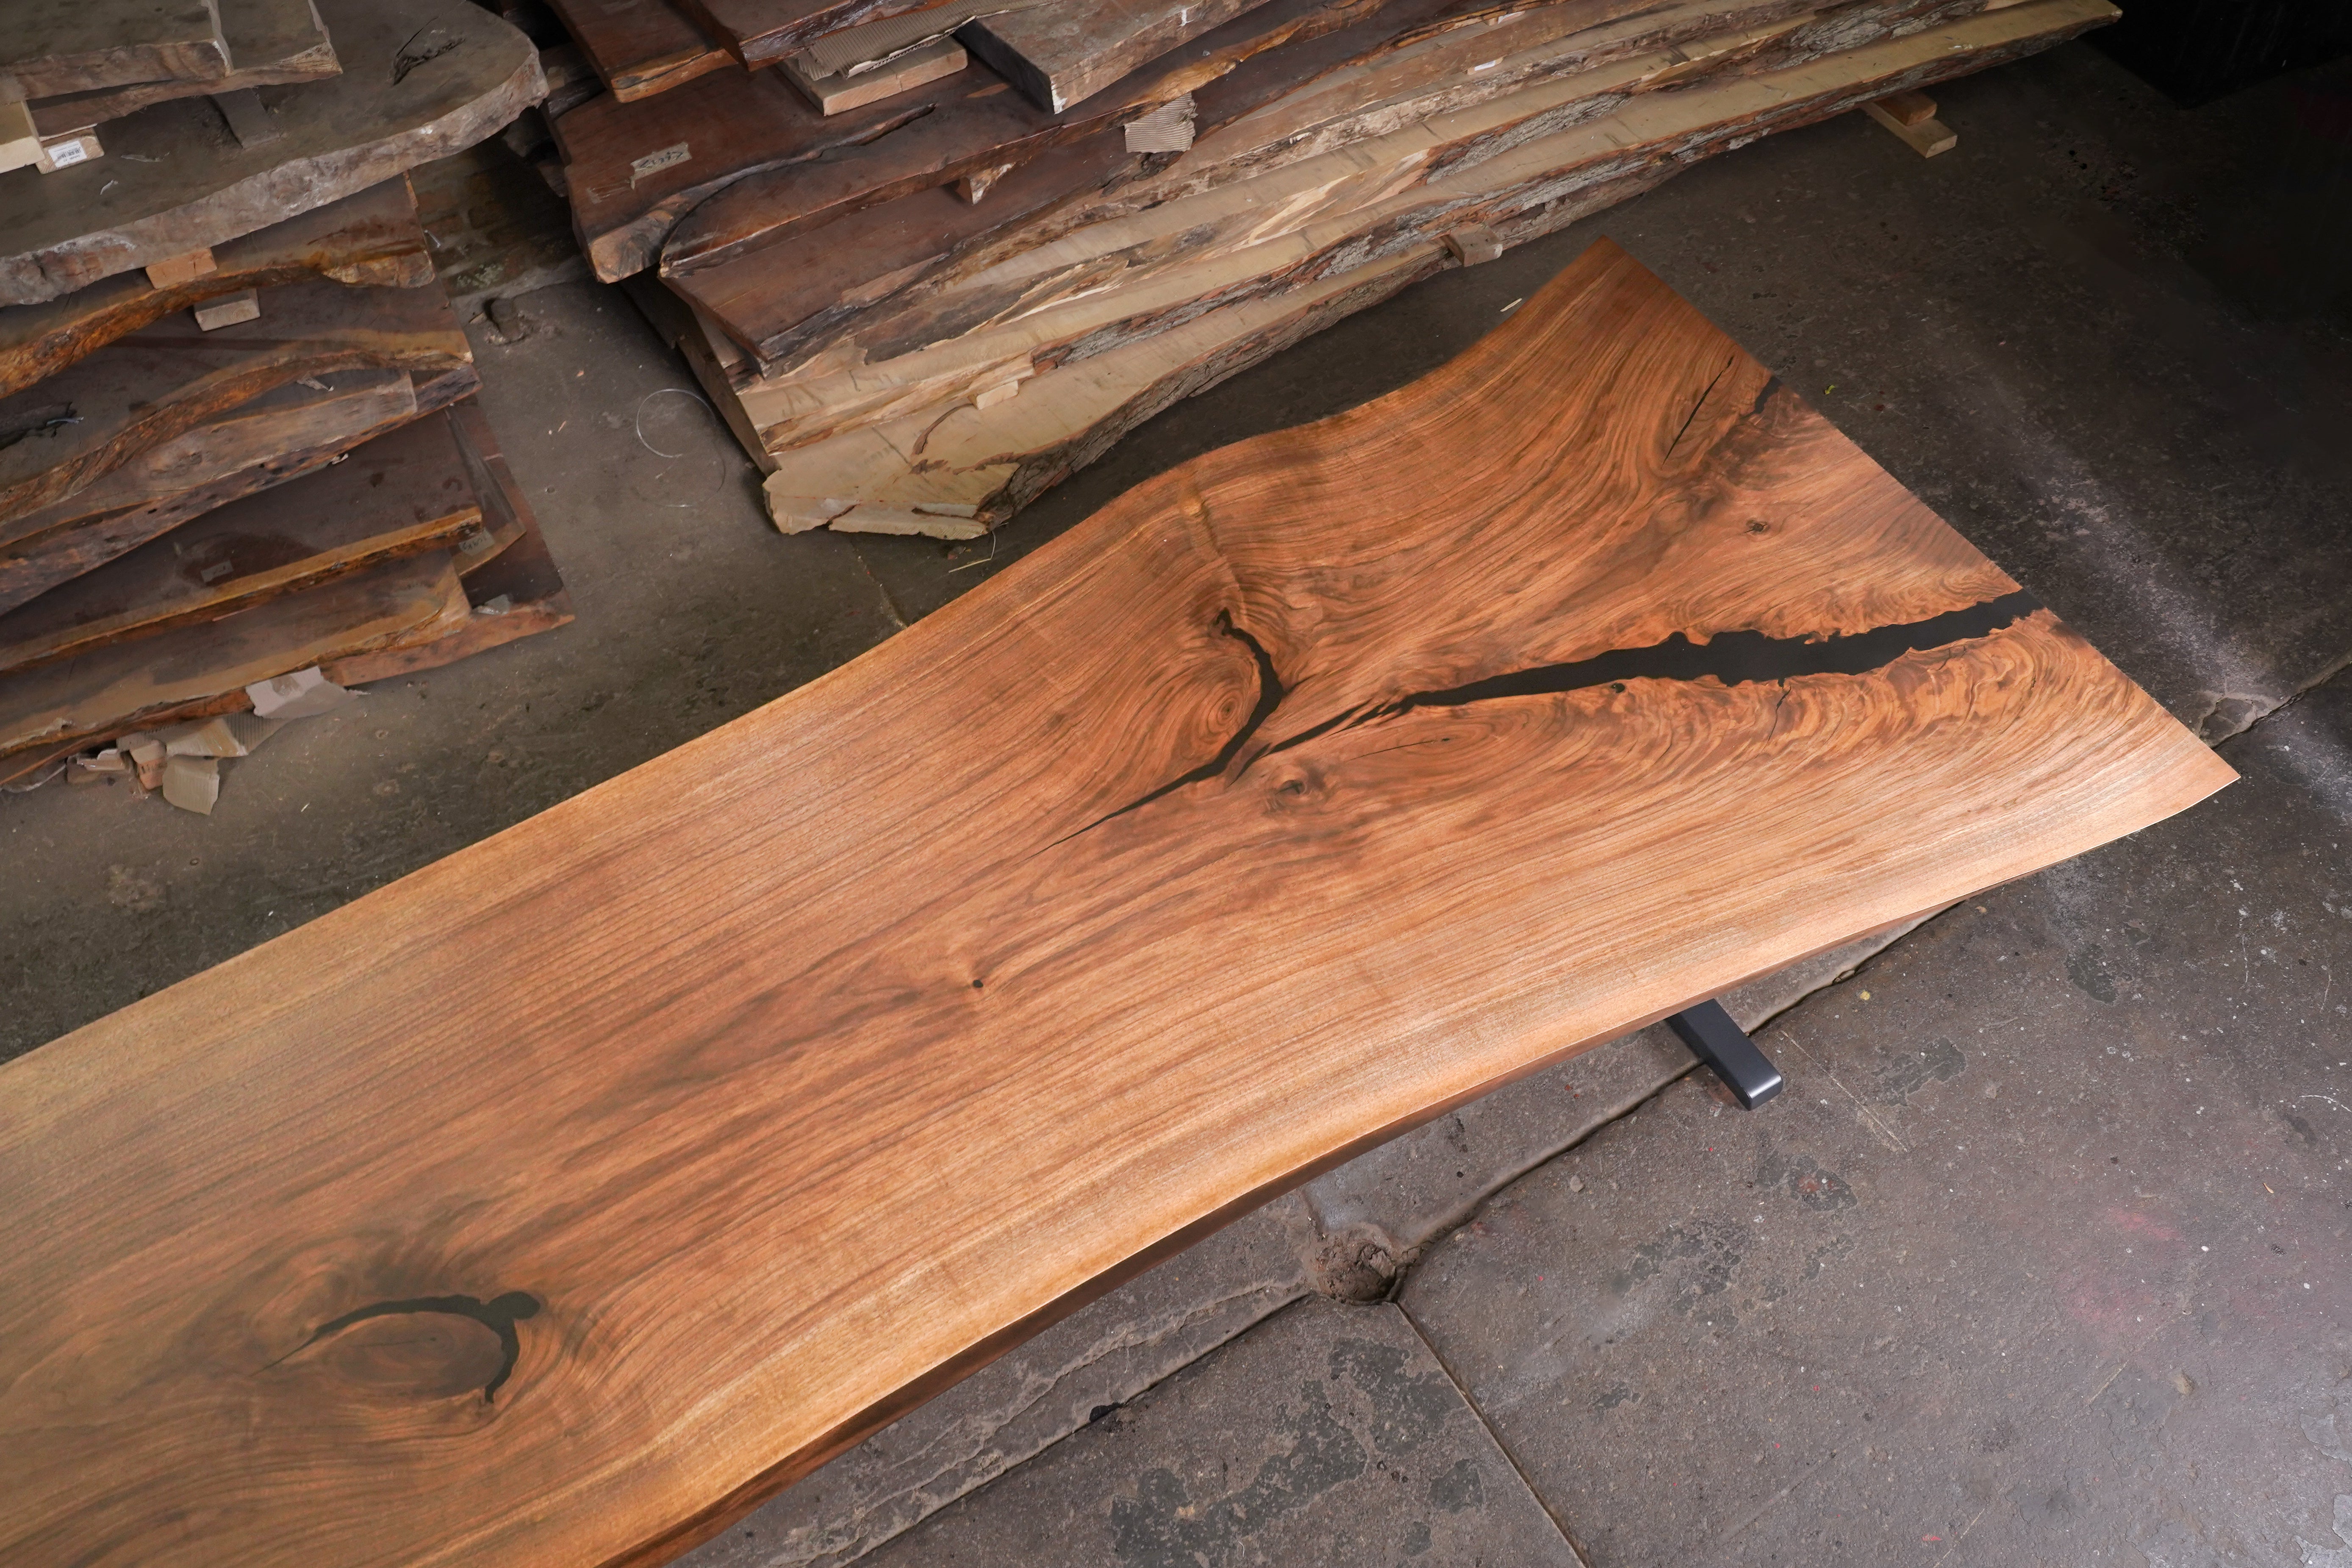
[646,0,1438,282]
[0,365,481,616]
[0,0,539,306]
[0,239,2228,1568]
[23,0,340,137]
[0,1,230,100]
[1864,97,1957,154]
[544,0,732,102]
[660,0,1826,367]
[0,275,472,536]
[325,402,575,682]
[0,176,433,400]
[0,411,485,678]
[1873,84,1936,123]
[736,0,2116,511]
[781,34,966,115]
[0,547,461,756]
[672,0,974,67]
[958,0,1279,111]
[699,0,2052,395]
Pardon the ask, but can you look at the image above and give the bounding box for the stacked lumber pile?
[535,0,2115,538]
[0,0,570,808]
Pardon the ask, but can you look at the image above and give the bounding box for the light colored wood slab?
[0,0,230,100]
[958,0,1278,111]
[0,410,484,677]
[0,0,540,306]
[545,0,732,102]
[718,0,2114,476]
[0,239,2229,1568]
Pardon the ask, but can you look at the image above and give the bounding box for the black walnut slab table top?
[0,239,2231,1568]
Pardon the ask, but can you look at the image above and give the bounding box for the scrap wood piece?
[1864,93,1956,155]
[0,0,541,306]
[0,177,435,400]
[957,0,1278,112]
[1,0,230,100]
[672,0,976,67]
[0,548,462,758]
[21,0,337,135]
[620,274,785,472]
[782,34,967,115]
[545,0,732,101]
[0,365,479,617]
[0,239,2231,1568]
[0,411,486,678]
[645,0,1437,281]
[0,275,474,535]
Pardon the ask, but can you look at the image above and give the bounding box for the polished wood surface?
[0,241,2229,1568]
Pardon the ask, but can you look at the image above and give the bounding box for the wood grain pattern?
[0,0,539,305]
[546,0,732,101]
[958,0,1281,111]
[640,0,1428,282]
[0,177,432,400]
[0,411,484,677]
[673,0,974,67]
[0,241,2229,1568]
[0,276,472,541]
[1,0,230,100]
[0,547,461,755]
[0,364,480,617]
[715,0,2108,509]
[22,0,339,137]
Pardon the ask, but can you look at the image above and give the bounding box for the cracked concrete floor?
[6,35,2350,1568]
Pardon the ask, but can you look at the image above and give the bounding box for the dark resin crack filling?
[1071,588,2042,841]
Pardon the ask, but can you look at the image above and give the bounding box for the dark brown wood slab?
[958,0,1280,111]
[0,0,540,306]
[0,547,461,757]
[0,364,477,617]
[326,401,575,682]
[23,0,340,137]
[546,0,733,101]
[0,411,484,677]
[0,176,432,399]
[0,275,472,535]
[651,0,1432,281]
[0,239,2229,1567]
[2,0,230,100]
[672,0,974,67]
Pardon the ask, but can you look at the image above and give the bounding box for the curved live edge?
[0,241,2231,1568]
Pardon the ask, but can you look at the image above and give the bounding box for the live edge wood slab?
[0,242,2230,1568]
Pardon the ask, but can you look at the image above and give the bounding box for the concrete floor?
[6,34,2349,1568]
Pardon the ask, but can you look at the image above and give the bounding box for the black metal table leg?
[1667,1000,1784,1109]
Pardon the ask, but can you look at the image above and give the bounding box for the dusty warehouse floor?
[8,31,2352,1568]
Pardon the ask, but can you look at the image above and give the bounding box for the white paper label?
[45,138,89,168]
[630,142,691,183]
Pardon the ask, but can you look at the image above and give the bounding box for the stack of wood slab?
[0,0,569,797]
[541,0,2116,539]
